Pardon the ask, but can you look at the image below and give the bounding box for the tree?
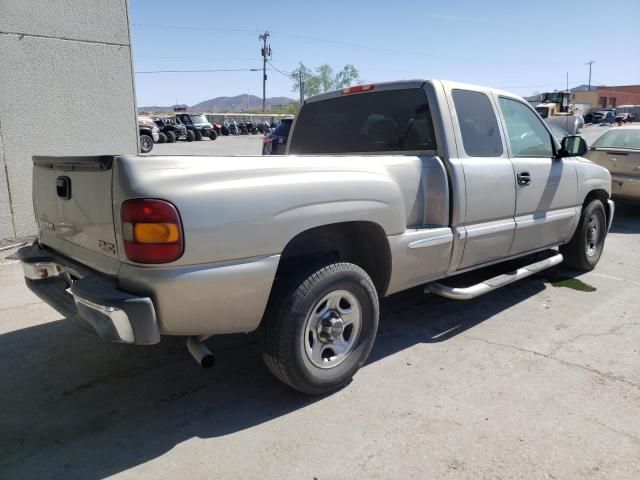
[291,63,360,98]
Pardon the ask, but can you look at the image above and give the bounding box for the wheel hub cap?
[318,312,344,342]
[303,289,362,369]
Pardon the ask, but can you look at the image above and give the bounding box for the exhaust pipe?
[187,336,215,369]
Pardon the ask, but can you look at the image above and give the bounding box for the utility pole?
[566,72,569,92]
[298,70,305,107]
[259,31,271,113]
[585,60,595,91]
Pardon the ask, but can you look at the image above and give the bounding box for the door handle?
[517,171,531,186]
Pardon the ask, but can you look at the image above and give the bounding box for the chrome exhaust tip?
[187,336,215,369]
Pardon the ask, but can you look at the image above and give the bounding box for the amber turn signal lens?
[134,223,180,244]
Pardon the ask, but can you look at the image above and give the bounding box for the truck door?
[448,89,517,270]
[496,96,578,255]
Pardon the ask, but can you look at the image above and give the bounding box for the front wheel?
[166,130,176,143]
[560,199,607,271]
[261,262,379,395]
[186,130,195,142]
[208,130,217,140]
[194,130,203,141]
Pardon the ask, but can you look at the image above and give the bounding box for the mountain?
[138,95,295,113]
[137,104,188,113]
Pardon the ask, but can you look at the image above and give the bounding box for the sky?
[130,0,640,107]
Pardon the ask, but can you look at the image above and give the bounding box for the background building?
[573,85,640,109]
[0,0,137,240]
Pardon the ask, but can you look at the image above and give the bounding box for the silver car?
[586,126,640,202]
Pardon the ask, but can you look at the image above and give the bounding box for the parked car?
[262,118,293,155]
[615,112,636,124]
[138,116,159,153]
[19,80,613,395]
[586,126,640,202]
[175,113,217,141]
[592,110,616,125]
[153,116,188,143]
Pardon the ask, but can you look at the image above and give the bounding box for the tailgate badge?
[56,176,71,200]
[98,240,116,255]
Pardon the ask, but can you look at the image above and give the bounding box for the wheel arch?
[275,221,392,297]
[583,189,611,224]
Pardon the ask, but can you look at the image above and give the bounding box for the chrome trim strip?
[408,233,454,249]
[515,209,576,228]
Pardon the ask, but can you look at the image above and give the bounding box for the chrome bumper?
[18,243,159,345]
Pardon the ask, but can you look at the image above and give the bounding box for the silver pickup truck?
[19,80,613,394]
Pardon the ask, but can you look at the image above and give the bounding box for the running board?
[426,253,563,300]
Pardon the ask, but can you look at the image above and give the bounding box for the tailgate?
[590,149,640,178]
[32,156,120,275]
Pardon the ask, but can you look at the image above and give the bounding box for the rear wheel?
[560,199,607,271]
[157,132,167,144]
[194,130,203,141]
[208,129,217,140]
[140,134,153,153]
[186,130,195,142]
[261,262,379,395]
[166,131,176,143]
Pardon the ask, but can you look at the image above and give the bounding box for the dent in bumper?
[18,244,160,345]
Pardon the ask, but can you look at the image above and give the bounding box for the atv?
[175,113,217,141]
[153,116,188,143]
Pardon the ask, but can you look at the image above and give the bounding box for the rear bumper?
[611,174,640,202]
[17,243,160,345]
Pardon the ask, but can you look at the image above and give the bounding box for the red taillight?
[121,199,184,263]
[342,83,375,95]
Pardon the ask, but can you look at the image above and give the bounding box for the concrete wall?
[0,0,138,240]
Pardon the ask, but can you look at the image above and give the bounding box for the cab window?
[499,97,554,157]
[452,89,503,157]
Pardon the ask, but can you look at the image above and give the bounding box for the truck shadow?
[0,275,544,479]
[609,201,640,234]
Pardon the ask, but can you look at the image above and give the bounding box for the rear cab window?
[288,88,436,154]
[452,89,503,157]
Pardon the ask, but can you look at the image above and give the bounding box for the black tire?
[140,134,153,153]
[157,132,167,144]
[208,129,217,140]
[186,130,195,142]
[560,199,607,271]
[261,262,379,395]
[194,130,203,141]
[166,131,176,143]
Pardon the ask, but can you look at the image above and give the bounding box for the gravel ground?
[1,129,639,479]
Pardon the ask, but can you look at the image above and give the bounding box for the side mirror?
[558,135,587,158]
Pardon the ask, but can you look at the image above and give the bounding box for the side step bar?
[426,253,563,300]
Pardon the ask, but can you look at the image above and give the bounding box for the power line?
[135,68,260,74]
[267,61,293,76]
[132,23,256,34]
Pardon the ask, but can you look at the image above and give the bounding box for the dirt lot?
[1,130,638,479]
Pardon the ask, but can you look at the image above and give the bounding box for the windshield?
[289,88,436,154]
[593,129,640,149]
[535,106,550,118]
[190,115,208,124]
